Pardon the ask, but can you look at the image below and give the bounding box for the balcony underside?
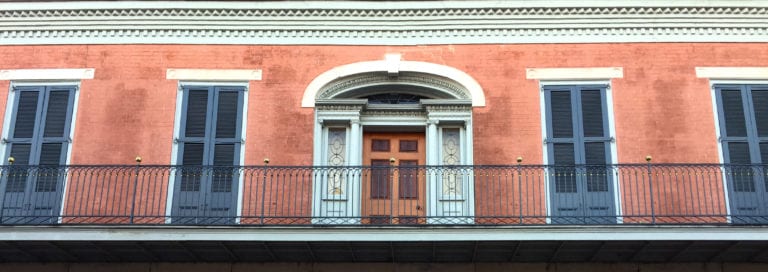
[1,226,768,263]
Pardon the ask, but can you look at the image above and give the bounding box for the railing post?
[389,157,396,225]
[260,158,269,225]
[129,156,142,224]
[646,155,655,224]
[517,156,523,225]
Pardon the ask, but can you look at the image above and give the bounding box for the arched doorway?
[304,55,484,224]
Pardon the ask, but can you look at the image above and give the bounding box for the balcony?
[0,163,765,226]
[2,163,768,263]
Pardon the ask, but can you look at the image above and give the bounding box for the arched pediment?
[301,56,486,107]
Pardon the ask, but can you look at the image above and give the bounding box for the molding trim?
[303,57,486,107]
[2,1,768,45]
[696,67,768,79]
[2,226,768,242]
[526,67,623,80]
[0,68,95,80]
[166,69,262,81]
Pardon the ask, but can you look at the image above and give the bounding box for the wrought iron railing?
[0,163,766,225]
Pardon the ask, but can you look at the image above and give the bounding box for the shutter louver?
[751,90,768,137]
[211,144,235,193]
[727,142,755,192]
[184,90,208,138]
[728,142,751,164]
[553,143,576,193]
[38,143,62,165]
[36,143,62,192]
[43,91,70,137]
[13,91,39,139]
[550,91,573,138]
[584,142,608,192]
[581,90,605,137]
[213,144,235,166]
[553,143,575,165]
[180,143,204,192]
[6,144,32,193]
[215,91,239,139]
[722,90,748,137]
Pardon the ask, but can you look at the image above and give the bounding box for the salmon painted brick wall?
[2,43,768,222]
[2,44,766,166]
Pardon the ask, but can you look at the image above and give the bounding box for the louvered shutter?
[550,91,573,138]
[721,90,748,137]
[42,91,70,138]
[13,91,39,139]
[581,90,605,137]
[215,91,239,139]
[184,90,208,138]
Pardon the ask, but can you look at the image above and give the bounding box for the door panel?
[362,132,425,224]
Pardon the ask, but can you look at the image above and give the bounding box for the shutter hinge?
[67,137,73,143]
[543,138,549,144]
[174,138,180,144]
[610,137,616,143]
[241,138,246,144]
[1,138,7,144]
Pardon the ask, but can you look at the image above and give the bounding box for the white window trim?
[696,67,768,80]
[537,79,622,224]
[166,81,250,224]
[527,67,623,80]
[0,69,94,81]
[166,69,262,81]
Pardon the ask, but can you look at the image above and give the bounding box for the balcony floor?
[1,225,768,263]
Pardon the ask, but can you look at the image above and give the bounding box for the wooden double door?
[362,132,426,224]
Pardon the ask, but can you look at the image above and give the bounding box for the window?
[543,84,616,224]
[172,85,245,224]
[714,84,768,223]
[1,85,76,224]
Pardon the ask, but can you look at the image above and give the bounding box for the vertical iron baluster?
[129,156,142,224]
[646,156,655,224]
[260,158,269,225]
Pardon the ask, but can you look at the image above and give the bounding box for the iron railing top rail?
[1,163,766,168]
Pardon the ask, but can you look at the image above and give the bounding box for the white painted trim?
[236,86,249,223]
[302,57,486,107]
[0,69,94,80]
[4,2,768,45]
[166,69,262,81]
[4,1,767,10]
[708,82,730,223]
[604,84,622,222]
[696,67,768,80]
[526,68,623,80]
[165,85,184,223]
[2,226,768,242]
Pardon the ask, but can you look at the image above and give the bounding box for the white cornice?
[1,1,768,45]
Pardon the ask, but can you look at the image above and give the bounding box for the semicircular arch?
[301,58,485,107]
